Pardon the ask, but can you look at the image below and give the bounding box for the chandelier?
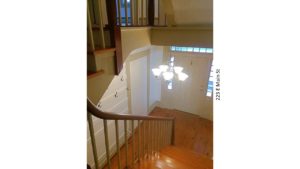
[152,56,188,90]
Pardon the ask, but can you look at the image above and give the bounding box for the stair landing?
[132,146,212,169]
[101,108,213,169]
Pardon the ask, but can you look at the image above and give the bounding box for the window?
[170,46,213,54]
[118,0,132,25]
[206,62,213,97]
[170,46,214,97]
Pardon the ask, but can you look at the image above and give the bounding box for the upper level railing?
[87,1,173,168]
[87,98,175,169]
[100,0,166,27]
[87,0,167,75]
[113,0,165,26]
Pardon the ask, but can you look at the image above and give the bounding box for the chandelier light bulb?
[174,66,183,74]
[163,71,174,81]
[151,55,189,90]
[178,72,189,81]
[170,56,175,62]
[152,68,162,77]
[159,65,169,72]
[167,81,173,90]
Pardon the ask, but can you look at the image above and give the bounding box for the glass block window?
[206,62,213,97]
[170,46,213,54]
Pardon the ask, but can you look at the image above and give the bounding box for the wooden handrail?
[87,98,174,121]
[87,98,176,168]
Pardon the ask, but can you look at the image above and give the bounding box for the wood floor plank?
[160,146,213,169]
[150,107,213,158]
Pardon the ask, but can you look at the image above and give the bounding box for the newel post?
[148,0,155,26]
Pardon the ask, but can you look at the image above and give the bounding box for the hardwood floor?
[150,107,213,158]
[103,107,213,169]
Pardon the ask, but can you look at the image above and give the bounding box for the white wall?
[87,46,165,168]
[159,50,213,121]
[172,0,212,25]
[149,46,163,110]
[125,46,163,115]
[87,64,131,169]
[129,56,148,116]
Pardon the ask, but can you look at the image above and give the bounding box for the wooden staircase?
[88,99,214,169]
[87,47,117,104]
[87,0,123,104]
[87,0,213,169]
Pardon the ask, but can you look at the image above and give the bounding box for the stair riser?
[87,50,116,73]
[88,29,112,49]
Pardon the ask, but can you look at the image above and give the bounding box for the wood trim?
[135,0,139,25]
[87,113,100,169]
[87,98,175,121]
[105,0,122,75]
[87,0,95,51]
[117,0,121,26]
[96,0,105,48]
[141,0,144,25]
[119,25,167,28]
[146,0,148,25]
[124,0,128,26]
[171,118,175,145]
[92,24,111,31]
[105,0,116,47]
[157,0,160,25]
[114,26,123,74]
[130,0,134,25]
[87,70,105,79]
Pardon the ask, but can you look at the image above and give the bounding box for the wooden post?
[105,0,117,47]
[106,0,123,75]
[146,0,148,25]
[125,0,128,25]
[135,0,139,25]
[171,119,175,145]
[137,120,140,161]
[114,26,123,74]
[124,120,128,167]
[103,120,111,169]
[157,0,160,25]
[117,0,122,25]
[131,120,135,166]
[87,113,99,169]
[97,0,106,48]
[87,0,95,51]
[115,120,121,169]
[130,0,134,25]
[141,0,144,25]
[148,0,154,26]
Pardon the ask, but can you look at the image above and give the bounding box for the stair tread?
[132,154,194,169]
[88,48,116,55]
[159,146,213,169]
[131,146,212,169]
[87,69,105,79]
[92,24,111,31]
